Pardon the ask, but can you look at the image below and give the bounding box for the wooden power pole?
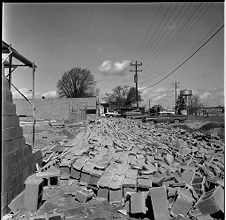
[173,81,179,114]
[130,61,142,108]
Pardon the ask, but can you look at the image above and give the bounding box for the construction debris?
[8,118,225,219]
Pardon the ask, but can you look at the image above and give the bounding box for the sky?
[2,3,224,108]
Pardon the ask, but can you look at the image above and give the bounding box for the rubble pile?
[9,118,225,219]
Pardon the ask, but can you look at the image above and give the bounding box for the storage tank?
[180,89,192,111]
[180,89,192,96]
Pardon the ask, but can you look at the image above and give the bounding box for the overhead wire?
[141,17,223,87]
[136,2,173,62]
[132,3,163,62]
[146,3,211,68]
[141,2,189,64]
[142,2,195,65]
[143,2,203,66]
[142,24,224,89]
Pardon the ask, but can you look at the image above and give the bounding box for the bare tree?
[57,67,96,98]
[104,85,142,109]
[188,95,204,116]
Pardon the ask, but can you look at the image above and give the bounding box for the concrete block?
[75,190,92,203]
[8,190,25,213]
[24,145,32,157]
[2,127,14,141]
[125,169,138,179]
[2,77,10,90]
[12,116,20,127]
[109,187,123,203]
[2,140,14,154]
[97,186,108,200]
[196,186,224,215]
[13,137,26,151]
[2,88,13,102]
[149,186,170,220]
[59,160,71,180]
[90,169,103,186]
[137,178,152,190]
[130,192,148,214]
[24,174,44,211]
[36,167,60,186]
[5,163,15,179]
[23,166,30,183]
[2,115,14,129]
[2,102,16,116]
[2,176,15,192]
[170,188,194,216]
[15,127,23,138]
[97,171,114,187]
[80,162,94,184]
[70,160,84,180]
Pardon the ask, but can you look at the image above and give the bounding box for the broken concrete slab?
[149,186,170,220]
[196,186,224,215]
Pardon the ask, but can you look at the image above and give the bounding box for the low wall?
[13,97,97,121]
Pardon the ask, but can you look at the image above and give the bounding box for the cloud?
[41,90,58,99]
[138,86,147,91]
[98,60,130,76]
[153,93,167,101]
[200,92,211,100]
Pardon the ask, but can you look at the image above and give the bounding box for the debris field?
[8,118,225,220]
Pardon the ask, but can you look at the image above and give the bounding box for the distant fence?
[14,97,97,121]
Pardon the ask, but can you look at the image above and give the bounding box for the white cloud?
[138,86,147,91]
[98,60,130,75]
[41,90,58,98]
[153,93,167,101]
[200,92,211,100]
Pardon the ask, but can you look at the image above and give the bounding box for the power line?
[143,2,198,65]
[143,24,224,89]
[141,2,187,63]
[136,3,173,62]
[132,3,163,61]
[146,3,211,68]
[147,16,223,83]
[145,2,205,67]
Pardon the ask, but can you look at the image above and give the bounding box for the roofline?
[2,41,37,68]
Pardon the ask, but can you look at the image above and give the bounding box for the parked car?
[105,111,121,118]
[142,112,187,123]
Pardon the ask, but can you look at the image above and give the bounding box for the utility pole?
[130,61,142,109]
[173,81,179,114]
[148,98,151,116]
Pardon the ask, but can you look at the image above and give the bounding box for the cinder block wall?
[1,77,42,214]
[14,97,97,120]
